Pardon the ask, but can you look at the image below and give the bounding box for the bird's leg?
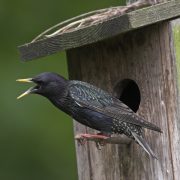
[75,133,110,148]
[76,133,109,140]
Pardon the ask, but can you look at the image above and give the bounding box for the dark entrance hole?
[113,79,141,112]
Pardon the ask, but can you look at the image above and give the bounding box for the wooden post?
[18,1,180,179]
[67,22,180,180]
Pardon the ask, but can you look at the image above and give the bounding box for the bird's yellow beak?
[17,87,34,99]
[16,78,34,99]
[16,78,33,83]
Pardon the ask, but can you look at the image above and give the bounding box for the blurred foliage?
[0,0,125,179]
[173,25,180,86]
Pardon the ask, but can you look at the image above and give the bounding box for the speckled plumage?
[18,72,162,158]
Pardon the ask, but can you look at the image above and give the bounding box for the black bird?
[17,72,162,159]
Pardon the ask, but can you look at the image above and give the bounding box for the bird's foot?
[75,133,109,149]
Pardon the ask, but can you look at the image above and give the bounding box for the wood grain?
[19,0,180,61]
[67,22,180,180]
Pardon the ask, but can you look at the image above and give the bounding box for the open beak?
[16,78,33,83]
[16,78,35,99]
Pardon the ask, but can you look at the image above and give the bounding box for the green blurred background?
[0,0,125,180]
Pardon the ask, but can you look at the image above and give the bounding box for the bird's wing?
[68,81,162,132]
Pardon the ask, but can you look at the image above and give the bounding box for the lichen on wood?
[173,24,180,86]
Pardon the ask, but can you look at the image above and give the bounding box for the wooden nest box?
[19,1,180,179]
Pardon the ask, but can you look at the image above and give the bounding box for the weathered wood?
[67,22,180,180]
[19,0,180,61]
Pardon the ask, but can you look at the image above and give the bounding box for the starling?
[17,72,162,159]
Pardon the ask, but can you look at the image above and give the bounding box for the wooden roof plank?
[19,0,180,61]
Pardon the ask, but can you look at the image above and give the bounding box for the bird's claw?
[77,138,87,146]
[95,140,106,150]
[75,133,109,149]
[75,134,87,146]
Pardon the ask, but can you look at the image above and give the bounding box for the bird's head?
[17,72,67,99]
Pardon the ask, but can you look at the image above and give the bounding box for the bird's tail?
[131,132,157,159]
